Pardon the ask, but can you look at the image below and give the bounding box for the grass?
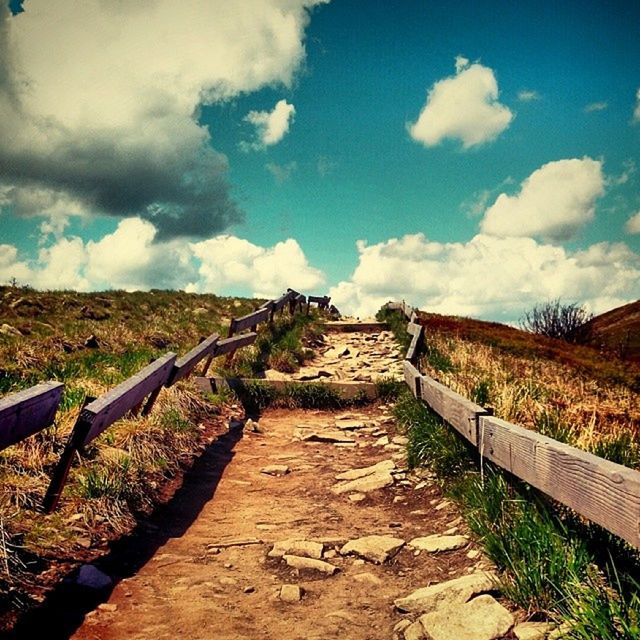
[0,286,277,629]
[394,378,640,637]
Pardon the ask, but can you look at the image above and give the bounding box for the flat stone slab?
[260,465,290,476]
[418,594,514,640]
[340,535,405,564]
[279,584,302,603]
[335,459,395,481]
[394,572,497,614]
[409,534,468,553]
[268,539,324,560]
[296,428,356,444]
[283,555,338,575]
[331,471,394,495]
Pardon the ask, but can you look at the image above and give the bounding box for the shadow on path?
[8,425,244,640]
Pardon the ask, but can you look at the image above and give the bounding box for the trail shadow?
[8,424,244,639]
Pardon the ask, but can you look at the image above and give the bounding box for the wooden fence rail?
[0,287,332,511]
[0,382,64,451]
[388,301,640,549]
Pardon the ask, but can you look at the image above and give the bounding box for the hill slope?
[584,299,640,362]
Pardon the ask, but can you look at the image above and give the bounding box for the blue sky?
[0,0,639,320]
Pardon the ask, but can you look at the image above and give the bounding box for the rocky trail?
[13,326,537,640]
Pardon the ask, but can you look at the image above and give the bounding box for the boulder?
[340,535,405,564]
[394,572,497,614]
[418,594,514,640]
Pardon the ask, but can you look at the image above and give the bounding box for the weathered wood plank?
[419,374,486,445]
[214,332,258,356]
[479,415,640,548]
[81,353,176,446]
[0,382,64,450]
[403,361,422,399]
[167,334,220,385]
[407,322,422,337]
[272,292,293,312]
[230,307,270,334]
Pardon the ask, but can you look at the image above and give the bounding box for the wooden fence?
[388,301,640,550]
[0,288,331,512]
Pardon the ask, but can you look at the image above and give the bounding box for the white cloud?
[626,211,640,234]
[517,90,540,102]
[584,101,608,113]
[329,233,640,321]
[189,236,324,298]
[480,158,604,242]
[409,56,514,149]
[634,88,640,123]
[0,1,322,238]
[244,99,296,150]
[0,219,326,297]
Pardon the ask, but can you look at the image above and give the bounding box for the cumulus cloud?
[626,211,640,234]
[517,89,540,102]
[0,218,325,297]
[409,56,514,149]
[480,158,605,242]
[329,233,640,321]
[189,236,325,298]
[0,1,322,240]
[634,88,640,123]
[243,100,296,150]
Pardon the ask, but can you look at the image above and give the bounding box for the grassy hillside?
[0,286,323,630]
[584,299,640,363]
[415,310,640,468]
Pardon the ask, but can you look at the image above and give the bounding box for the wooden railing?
[387,301,640,550]
[0,288,332,512]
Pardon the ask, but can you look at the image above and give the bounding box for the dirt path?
[72,405,485,640]
[16,329,497,639]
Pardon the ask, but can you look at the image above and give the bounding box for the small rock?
[97,603,118,613]
[408,535,467,553]
[340,535,405,564]
[418,594,514,640]
[335,459,395,481]
[76,565,113,590]
[514,621,556,640]
[84,334,100,348]
[466,549,480,560]
[392,436,409,445]
[414,481,429,490]
[404,620,426,640]
[283,555,338,575]
[394,619,412,634]
[243,586,255,594]
[374,435,390,446]
[76,537,92,549]
[219,577,238,586]
[245,418,263,433]
[268,539,324,560]
[348,493,366,502]
[260,465,290,476]
[279,584,302,602]
[331,471,394,495]
[435,500,451,511]
[335,419,367,431]
[0,323,22,337]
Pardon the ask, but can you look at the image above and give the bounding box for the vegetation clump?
[520,299,593,344]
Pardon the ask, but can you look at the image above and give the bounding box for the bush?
[520,299,593,343]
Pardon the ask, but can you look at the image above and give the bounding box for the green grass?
[375,306,411,350]
[393,390,640,634]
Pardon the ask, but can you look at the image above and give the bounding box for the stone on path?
[340,535,405,564]
[408,534,468,553]
[352,572,382,585]
[335,459,395,481]
[417,594,514,640]
[260,464,290,476]
[283,555,339,575]
[403,621,426,640]
[268,539,324,560]
[334,419,367,431]
[331,471,394,495]
[513,621,556,640]
[279,584,302,603]
[394,572,497,614]
[296,428,356,444]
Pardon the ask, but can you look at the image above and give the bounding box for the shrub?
[520,299,593,343]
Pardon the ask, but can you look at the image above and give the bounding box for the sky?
[0,0,639,321]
